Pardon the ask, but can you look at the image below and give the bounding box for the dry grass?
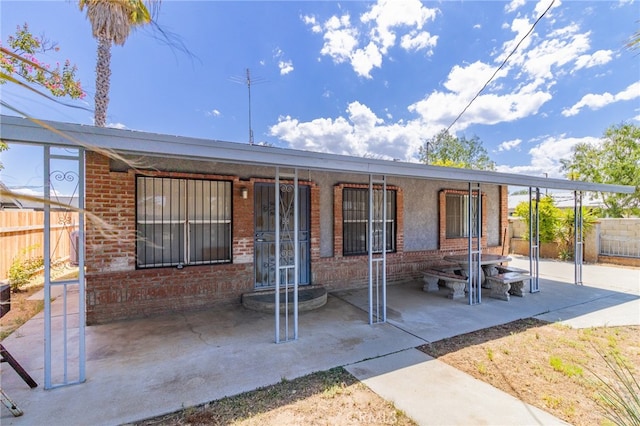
[1,266,78,340]
[419,318,640,426]
[132,367,416,426]
[0,284,44,340]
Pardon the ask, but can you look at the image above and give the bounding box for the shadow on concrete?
[1,259,638,425]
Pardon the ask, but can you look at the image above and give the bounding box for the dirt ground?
[133,368,416,426]
[0,284,44,340]
[420,318,640,426]
[133,319,639,426]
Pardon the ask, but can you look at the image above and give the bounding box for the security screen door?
[254,183,310,288]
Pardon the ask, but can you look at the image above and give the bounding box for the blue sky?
[1,0,639,194]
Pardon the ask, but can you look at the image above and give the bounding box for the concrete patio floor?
[1,256,638,425]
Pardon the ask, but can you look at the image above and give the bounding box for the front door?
[254,183,310,289]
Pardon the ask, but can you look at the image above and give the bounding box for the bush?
[7,245,44,291]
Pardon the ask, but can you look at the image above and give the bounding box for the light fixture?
[241,187,248,199]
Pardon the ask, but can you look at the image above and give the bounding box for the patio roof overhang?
[1,115,635,194]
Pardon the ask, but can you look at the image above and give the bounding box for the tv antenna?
[230,68,267,145]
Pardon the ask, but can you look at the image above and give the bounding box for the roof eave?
[1,115,635,194]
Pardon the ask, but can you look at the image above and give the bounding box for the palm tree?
[79,0,156,127]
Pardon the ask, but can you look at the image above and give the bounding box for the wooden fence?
[0,210,79,281]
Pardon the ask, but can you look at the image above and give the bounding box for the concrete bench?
[495,265,529,274]
[422,269,468,299]
[428,261,462,273]
[485,272,532,301]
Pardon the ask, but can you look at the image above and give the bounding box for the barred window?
[136,176,232,268]
[343,188,396,255]
[446,192,480,238]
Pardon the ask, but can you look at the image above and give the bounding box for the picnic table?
[443,254,511,287]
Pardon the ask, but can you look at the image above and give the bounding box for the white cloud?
[505,0,526,13]
[351,42,383,78]
[573,49,613,72]
[400,30,438,53]
[497,139,522,152]
[304,0,438,78]
[273,48,294,76]
[206,109,221,117]
[318,15,359,64]
[270,101,424,160]
[405,3,609,132]
[279,60,294,75]
[407,60,551,131]
[280,0,629,173]
[562,81,640,116]
[497,135,600,178]
[301,14,322,33]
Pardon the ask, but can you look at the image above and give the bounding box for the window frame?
[445,192,480,239]
[342,187,397,256]
[135,175,232,269]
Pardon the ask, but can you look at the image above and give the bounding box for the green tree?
[561,123,640,217]
[555,207,598,260]
[0,23,84,99]
[513,195,597,260]
[79,0,157,127]
[513,195,560,243]
[418,129,496,170]
[0,23,84,171]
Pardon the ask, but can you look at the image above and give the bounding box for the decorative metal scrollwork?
[50,170,79,184]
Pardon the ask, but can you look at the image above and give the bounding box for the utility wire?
[445,0,556,133]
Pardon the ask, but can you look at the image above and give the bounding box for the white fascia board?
[1,115,634,194]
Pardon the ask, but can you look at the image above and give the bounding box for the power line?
[445,0,556,134]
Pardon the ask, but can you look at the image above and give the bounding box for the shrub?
[7,245,44,291]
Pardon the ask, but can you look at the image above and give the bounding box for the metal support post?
[574,191,584,285]
[368,175,387,324]
[529,187,540,293]
[43,146,86,389]
[274,167,299,343]
[468,182,482,305]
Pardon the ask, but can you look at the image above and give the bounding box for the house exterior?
[2,116,634,326]
[84,152,508,323]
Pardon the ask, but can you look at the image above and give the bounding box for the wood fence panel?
[0,211,79,280]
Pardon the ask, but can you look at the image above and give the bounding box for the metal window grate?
[136,176,231,267]
[446,193,479,238]
[343,188,396,255]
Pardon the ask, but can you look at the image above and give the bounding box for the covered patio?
[2,257,638,425]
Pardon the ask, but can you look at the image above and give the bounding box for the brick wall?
[86,153,257,324]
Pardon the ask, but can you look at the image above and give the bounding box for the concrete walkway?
[1,257,638,425]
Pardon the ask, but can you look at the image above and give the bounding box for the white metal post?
[368,175,387,324]
[43,146,86,389]
[574,191,583,285]
[468,182,481,305]
[275,168,280,343]
[274,167,299,343]
[529,187,540,293]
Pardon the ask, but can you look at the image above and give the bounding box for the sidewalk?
[1,257,638,425]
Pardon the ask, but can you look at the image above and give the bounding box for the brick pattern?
[86,153,256,323]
